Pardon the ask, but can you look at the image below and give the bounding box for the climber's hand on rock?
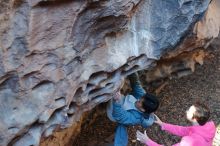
[113,91,121,101]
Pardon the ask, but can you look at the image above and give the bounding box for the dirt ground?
[73,39,220,146]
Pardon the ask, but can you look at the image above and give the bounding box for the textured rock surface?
[0,0,219,145]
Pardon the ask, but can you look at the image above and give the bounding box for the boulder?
[0,0,219,145]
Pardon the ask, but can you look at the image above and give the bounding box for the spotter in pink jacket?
[146,121,216,146]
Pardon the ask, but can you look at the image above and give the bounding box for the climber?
[107,72,159,146]
[136,102,216,146]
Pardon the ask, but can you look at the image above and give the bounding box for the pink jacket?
[146,121,216,146]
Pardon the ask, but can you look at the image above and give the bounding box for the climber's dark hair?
[142,92,159,114]
[193,102,210,126]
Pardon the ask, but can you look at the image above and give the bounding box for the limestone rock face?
[0,0,219,145]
